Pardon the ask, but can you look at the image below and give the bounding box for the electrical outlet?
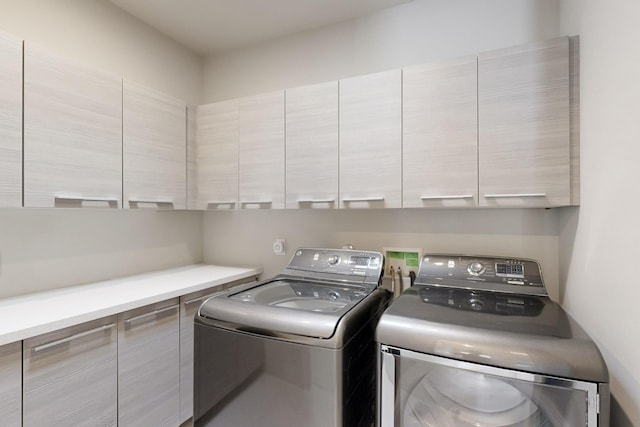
[273,239,286,255]
[382,247,422,277]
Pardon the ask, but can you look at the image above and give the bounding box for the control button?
[468,298,484,311]
[327,255,340,266]
[467,262,486,276]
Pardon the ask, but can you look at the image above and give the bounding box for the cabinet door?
[118,299,180,426]
[238,91,285,209]
[286,81,339,209]
[339,70,402,208]
[0,32,22,208]
[478,36,570,207]
[179,288,222,423]
[24,43,122,208]
[123,81,187,209]
[23,317,118,427]
[403,57,478,208]
[187,105,198,210]
[0,342,21,426]
[196,99,239,210]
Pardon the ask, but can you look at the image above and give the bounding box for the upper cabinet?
[339,70,402,209]
[24,43,122,208]
[196,99,239,210]
[403,56,478,208]
[478,36,572,207]
[238,91,285,209]
[123,81,187,210]
[0,32,22,208]
[285,81,338,209]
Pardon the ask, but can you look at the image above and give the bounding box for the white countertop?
[0,264,262,346]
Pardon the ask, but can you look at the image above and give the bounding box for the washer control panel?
[283,248,384,285]
[415,254,546,296]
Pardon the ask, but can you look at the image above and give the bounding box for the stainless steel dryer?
[194,248,390,427]
[377,254,609,427]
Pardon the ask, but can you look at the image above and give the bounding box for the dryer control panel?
[415,254,547,296]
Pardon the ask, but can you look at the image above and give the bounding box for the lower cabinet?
[118,299,180,426]
[180,289,219,423]
[0,342,21,426]
[23,316,118,427]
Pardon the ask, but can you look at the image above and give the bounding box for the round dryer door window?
[404,366,543,426]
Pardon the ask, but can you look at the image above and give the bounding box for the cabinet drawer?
[23,316,118,427]
[118,299,180,426]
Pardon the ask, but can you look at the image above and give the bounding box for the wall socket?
[273,239,286,255]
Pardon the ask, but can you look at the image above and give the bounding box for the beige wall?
[0,0,204,298]
[0,0,203,104]
[559,0,640,425]
[203,0,558,102]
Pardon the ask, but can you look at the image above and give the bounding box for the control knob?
[467,262,486,276]
[468,298,484,311]
[327,255,340,266]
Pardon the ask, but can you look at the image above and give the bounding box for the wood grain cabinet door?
[123,81,187,210]
[196,99,239,210]
[403,56,478,208]
[23,317,118,427]
[0,32,22,208]
[118,299,180,427]
[238,91,285,209]
[0,342,21,426]
[339,70,402,209]
[478,36,571,207]
[285,81,339,209]
[23,43,122,208]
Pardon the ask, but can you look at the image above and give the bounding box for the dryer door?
[379,346,604,427]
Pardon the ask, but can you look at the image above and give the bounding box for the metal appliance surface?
[377,254,609,426]
[195,248,391,427]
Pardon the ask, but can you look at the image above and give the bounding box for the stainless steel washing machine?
[194,248,391,427]
[377,254,609,426]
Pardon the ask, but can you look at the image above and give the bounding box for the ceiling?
[109,0,413,55]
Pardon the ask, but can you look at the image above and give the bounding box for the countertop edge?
[0,264,262,346]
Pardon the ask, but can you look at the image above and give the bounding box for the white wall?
[0,0,203,104]
[201,0,564,296]
[558,0,640,425]
[0,0,204,298]
[203,0,558,102]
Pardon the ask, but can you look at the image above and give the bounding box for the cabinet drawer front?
[479,37,570,207]
[23,316,118,427]
[196,99,239,210]
[339,69,402,208]
[0,32,23,208]
[403,56,478,208]
[23,43,122,208]
[123,80,187,210]
[118,299,180,426]
[285,81,339,209]
[0,342,21,426]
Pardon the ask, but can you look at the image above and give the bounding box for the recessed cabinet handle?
[128,200,175,209]
[124,304,178,329]
[54,196,119,208]
[184,295,211,307]
[483,193,547,198]
[32,323,115,354]
[297,198,335,204]
[206,201,236,209]
[420,195,473,200]
[341,197,385,202]
[241,200,273,205]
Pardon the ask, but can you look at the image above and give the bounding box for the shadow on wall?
[557,206,579,304]
[612,396,634,427]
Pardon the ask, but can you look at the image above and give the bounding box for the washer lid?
[376,286,609,383]
[199,278,371,339]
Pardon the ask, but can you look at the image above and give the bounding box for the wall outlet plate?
[273,239,286,255]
